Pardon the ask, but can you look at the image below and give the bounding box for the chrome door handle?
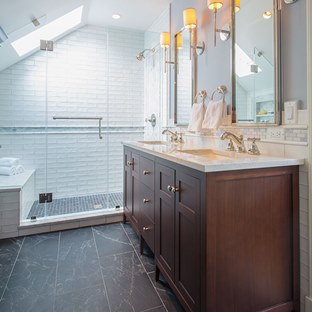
[143,198,150,204]
[143,227,151,232]
[167,185,173,192]
[143,170,151,175]
[127,161,133,166]
[171,187,180,193]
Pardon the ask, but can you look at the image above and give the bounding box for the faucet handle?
[226,139,235,151]
[247,137,261,155]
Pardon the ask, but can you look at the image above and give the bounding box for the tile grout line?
[91,226,112,312]
[121,223,168,312]
[0,236,25,302]
[52,231,61,312]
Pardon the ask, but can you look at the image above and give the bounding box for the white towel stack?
[202,99,227,129]
[0,158,25,176]
[187,103,206,132]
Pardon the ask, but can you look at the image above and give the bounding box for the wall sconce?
[235,0,240,13]
[207,0,230,47]
[176,32,183,50]
[183,8,197,30]
[160,32,174,73]
[183,8,197,60]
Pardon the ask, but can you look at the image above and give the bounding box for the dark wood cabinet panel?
[140,156,155,189]
[123,147,140,234]
[175,171,201,312]
[206,167,299,312]
[140,183,154,223]
[155,163,175,281]
[141,212,155,252]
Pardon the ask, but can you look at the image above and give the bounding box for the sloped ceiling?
[0,0,171,71]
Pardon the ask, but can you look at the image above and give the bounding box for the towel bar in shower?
[52,117,103,139]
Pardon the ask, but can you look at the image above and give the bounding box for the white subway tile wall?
[0,25,145,215]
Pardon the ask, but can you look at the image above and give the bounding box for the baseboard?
[306,296,312,312]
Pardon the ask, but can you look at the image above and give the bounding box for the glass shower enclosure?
[0,25,145,225]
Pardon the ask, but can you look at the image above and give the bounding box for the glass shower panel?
[0,45,48,224]
[42,26,111,220]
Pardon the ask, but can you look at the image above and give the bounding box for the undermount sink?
[179,149,236,160]
[138,140,168,145]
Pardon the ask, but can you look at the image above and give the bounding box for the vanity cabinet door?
[123,148,140,234]
[175,171,201,312]
[155,163,175,281]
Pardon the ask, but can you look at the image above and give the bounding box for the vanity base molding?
[123,145,299,312]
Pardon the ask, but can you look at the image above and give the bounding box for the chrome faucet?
[220,131,246,152]
[162,129,184,143]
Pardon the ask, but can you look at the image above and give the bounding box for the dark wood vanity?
[123,145,300,312]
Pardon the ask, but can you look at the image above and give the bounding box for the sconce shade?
[207,0,224,10]
[183,8,196,29]
[176,33,183,49]
[160,32,170,48]
[235,0,240,12]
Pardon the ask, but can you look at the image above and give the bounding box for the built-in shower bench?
[0,170,35,239]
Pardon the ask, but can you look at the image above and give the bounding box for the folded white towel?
[0,166,17,176]
[202,99,227,129]
[187,103,206,132]
[16,165,25,174]
[0,157,20,167]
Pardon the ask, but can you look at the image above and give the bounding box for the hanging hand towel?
[0,157,20,167]
[187,103,206,132]
[0,166,17,176]
[202,99,227,129]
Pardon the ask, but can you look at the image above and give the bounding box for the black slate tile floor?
[0,223,184,312]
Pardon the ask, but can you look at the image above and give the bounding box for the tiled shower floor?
[27,192,123,219]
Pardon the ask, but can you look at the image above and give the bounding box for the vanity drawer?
[140,183,154,222]
[140,156,154,188]
[141,213,154,253]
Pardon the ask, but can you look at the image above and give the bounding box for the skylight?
[11,6,83,56]
[235,43,262,78]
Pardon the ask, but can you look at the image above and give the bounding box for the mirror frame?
[231,0,282,125]
[174,28,197,125]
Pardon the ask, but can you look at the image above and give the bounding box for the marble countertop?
[123,141,304,173]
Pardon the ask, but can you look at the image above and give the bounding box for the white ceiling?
[0,0,171,71]
[88,0,171,31]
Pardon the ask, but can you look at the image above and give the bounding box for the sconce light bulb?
[207,0,224,11]
[263,11,272,19]
[160,32,170,48]
[183,8,197,29]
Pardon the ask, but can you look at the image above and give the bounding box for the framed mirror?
[232,0,281,125]
[174,28,197,125]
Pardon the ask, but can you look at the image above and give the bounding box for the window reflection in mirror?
[234,0,279,124]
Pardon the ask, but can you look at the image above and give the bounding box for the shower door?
[41,26,115,220]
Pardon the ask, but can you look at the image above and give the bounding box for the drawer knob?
[167,185,173,192]
[127,161,134,166]
[143,226,151,232]
[143,198,150,204]
[143,170,151,175]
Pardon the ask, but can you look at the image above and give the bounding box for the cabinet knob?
[167,185,173,192]
[143,226,151,232]
[143,170,151,175]
[171,187,180,193]
[127,160,134,166]
[143,198,150,204]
